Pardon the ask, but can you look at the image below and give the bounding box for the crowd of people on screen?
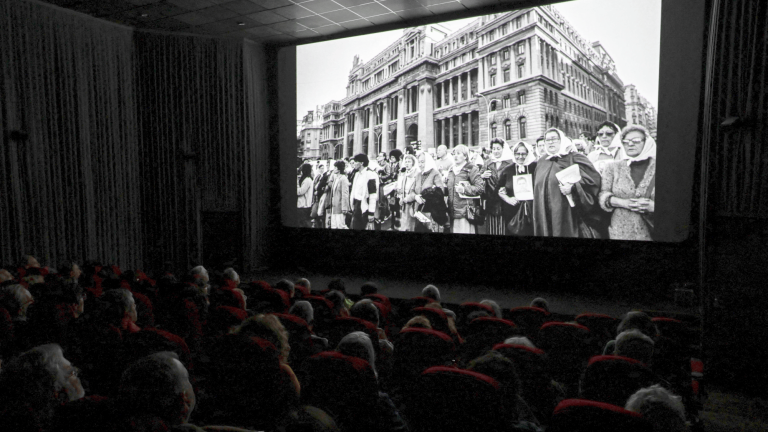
[0,255,699,432]
[298,122,657,241]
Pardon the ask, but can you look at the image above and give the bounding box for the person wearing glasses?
[588,121,623,175]
[480,138,515,235]
[498,141,537,236]
[599,124,658,241]
[533,128,603,238]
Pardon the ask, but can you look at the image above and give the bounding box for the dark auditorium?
[1,0,766,431]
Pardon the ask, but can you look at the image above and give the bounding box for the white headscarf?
[544,128,574,159]
[594,122,622,156]
[618,127,657,166]
[511,141,537,172]
[418,151,438,173]
[492,140,515,163]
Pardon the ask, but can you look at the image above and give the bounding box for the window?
[490,101,497,111]
[503,49,510,61]
[503,69,510,82]
[516,42,525,55]
[490,73,496,86]
[504,120,512,140]
[390,96,398,119]
[491,122,497,138]
[518,90,526,105]
[503,95,510,109]
[555,93,558,105]
[411,86,418,112]
[490,53,497,65]
[517,65,524,79]
[518,116,527,139]
[409,39,416,59]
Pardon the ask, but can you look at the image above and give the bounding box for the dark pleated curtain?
[0,0,141,269]
[709,0,768,217]
[134,32,268,272]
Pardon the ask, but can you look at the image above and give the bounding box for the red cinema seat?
[507,306,550,339]
[549,399,651,432]
[392,328,455,394]
[579,355,658,406]
[537,322,595,395]
[493,343,561,422]
[576,313,619,347]
[407,366,507,432]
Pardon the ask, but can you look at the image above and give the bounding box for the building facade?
[316,5,637,159]
[319,100,346,159]
[624,84,657,138]
[299,108,323,160]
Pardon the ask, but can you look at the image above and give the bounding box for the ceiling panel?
[37,0,521,43]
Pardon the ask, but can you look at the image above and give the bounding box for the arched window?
[491,122,498,138]
[504,120,512,140]
[490,101,497,111]
[518,116,527,139]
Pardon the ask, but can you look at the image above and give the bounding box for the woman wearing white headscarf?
[447,145,484,234]
[481,138,515,235]
[599,124,658,241]
[533,128,603,238]
[588,121,623,175]
[396,154,421,232]
[498,141,537,236]
[414,151,448,233]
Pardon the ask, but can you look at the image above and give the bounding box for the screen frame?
[268,0,710,293]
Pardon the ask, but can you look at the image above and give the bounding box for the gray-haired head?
[625,384,687,432]
[336,331,377,378]
[530,297,549,312]
[190,266,209,284]
[223,268,240,285]
[422,285,441,302]
[119,351,195,426]
[350,299,379,328]
[480,299,502,318]
[288,300,314,326]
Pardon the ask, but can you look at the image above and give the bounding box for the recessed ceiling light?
[238,22,245,26]
[140,13,148,17]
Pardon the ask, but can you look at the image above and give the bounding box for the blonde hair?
[404,316,432,330]
[453,144,470,160]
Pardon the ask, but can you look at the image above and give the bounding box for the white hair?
[625,385,687,432]
[190,266,209,283]
[223,268,240,285]
[288,300,314,325]
[24,344,84,401]
[503,336,536,349]
[336,331,377,378]
[422,285,441,302]
[615,329,655,364]
[0,284,33,318]
[480,299,502,318]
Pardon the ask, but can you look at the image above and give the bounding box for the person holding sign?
[599,125,657,241]
[532,128,603,238]
[446,144,484,234]
[481,138,515,235]
[499,141,537,236]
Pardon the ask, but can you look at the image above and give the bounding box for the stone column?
[382,100,390,154]
[367,106,375,158]
[467,112,473,146]
[448,78,453,106]
[457,114,463,146]
[353,110,363,155]
[479,55,486,92]
[396,90,406,149]
[448,116,454,148]
[418,80,434,149]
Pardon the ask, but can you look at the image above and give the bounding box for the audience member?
[360,282,379,296]
[289,300,315,328]
[275,279,296,299]
[530,297,549,312]
[503,336,537,349]
[615,329,655,364]
[480,299,502,318]
[403,315,432,330]
[0,284,34,321]
[101,289,140,333]
[0,343,85,431]
[625,384,688,432]
[422,284,441,302]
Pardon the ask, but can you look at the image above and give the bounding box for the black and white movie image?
[297,0,661,241]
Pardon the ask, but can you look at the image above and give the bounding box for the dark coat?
[446,163,484,220]
[532,152,602,237]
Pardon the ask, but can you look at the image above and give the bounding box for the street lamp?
[475,93,500,147]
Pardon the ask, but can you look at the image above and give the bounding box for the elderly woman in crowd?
[625,385,688,432]
[587,121,623,175]
[376,152,394,223]
[396,154,421,232]
[413,151,448,233]
[297,163,314,228]
[329,160,351,230]
[446,144,484,234]
[480,138,514,235]
[599,124,657,241]
[499,141,538,236]
[532,128,603,238]
[388,149,403,229]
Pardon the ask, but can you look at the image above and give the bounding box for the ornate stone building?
[318,5,633,158]
[299,107,323,160]
[625,84,658,138]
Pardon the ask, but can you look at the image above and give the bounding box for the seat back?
[507,307,550,339]
[458,317,519,365]
[273,313,317,369]
[411,306,451,336]
[407,366,507,432]
[580,355,658,406]
[576,313,619,348]
[549,399,651,432]
[304,295,336,335]
[537,322,595,395]
[392,328,455,391]
[457,302,495,331]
